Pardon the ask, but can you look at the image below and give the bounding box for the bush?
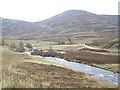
[25,43,33,49]
[9,43,17,51]
[57,41,65,45]
[16,46,25,52]
[16,41,25,52]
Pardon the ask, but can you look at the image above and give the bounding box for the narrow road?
[80,44,101,50]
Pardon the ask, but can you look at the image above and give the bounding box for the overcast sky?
[0,0,119,22]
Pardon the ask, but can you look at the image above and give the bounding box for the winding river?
[45,57,119,85]
[25,51,119,85]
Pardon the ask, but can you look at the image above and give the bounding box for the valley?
[1,10,119,89]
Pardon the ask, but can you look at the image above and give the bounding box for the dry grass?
[65,50,118,64]
[1,48,117,88]
[3,62,117,88]
[31,48,119,73]
[92,64,119,73]
[32,49,118,64]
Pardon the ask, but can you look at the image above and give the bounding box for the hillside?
[1,10,118,40]
[2,18,44,39]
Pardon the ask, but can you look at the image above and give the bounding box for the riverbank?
[31,48,119,73]
[2,48,117,88]
[45,57,119,85]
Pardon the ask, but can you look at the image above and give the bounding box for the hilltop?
[2,10,118,40]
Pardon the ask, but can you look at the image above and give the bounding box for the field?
[1,47,118,88]
[5,38,119,73]
[1,38,119,88]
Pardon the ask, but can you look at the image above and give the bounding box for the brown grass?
[5,62,117,88]
[2,48,117,88]
[31,49,118,64]
[65,50,118,64]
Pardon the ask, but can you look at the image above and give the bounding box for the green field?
[6,39,80,50]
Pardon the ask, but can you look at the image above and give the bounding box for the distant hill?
[101,15,117,22]
[2,18,44,39]
[1,10,118,41]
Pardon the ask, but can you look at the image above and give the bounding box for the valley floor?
[1,48,118,88]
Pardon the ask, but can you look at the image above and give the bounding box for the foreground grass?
[1,47,117,88]
[1,48,66,88]
[2,47,66,70]
[29,55,68,68]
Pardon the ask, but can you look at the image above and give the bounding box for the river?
[25,51,119,85]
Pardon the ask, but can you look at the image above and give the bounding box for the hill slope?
[1,10,118,40]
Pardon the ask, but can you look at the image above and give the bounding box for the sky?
[0,0,119,22]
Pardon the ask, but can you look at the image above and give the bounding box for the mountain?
[2,18,44,39]
[101,15,118,22]
[1,10,118,41]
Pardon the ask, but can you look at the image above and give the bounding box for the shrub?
[25,43,33,49]
[16,41,25,52]
[16,46,25,52]
[9,43,17,51]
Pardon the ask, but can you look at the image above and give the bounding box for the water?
[24,51,119,85]
[45,57,119,85]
